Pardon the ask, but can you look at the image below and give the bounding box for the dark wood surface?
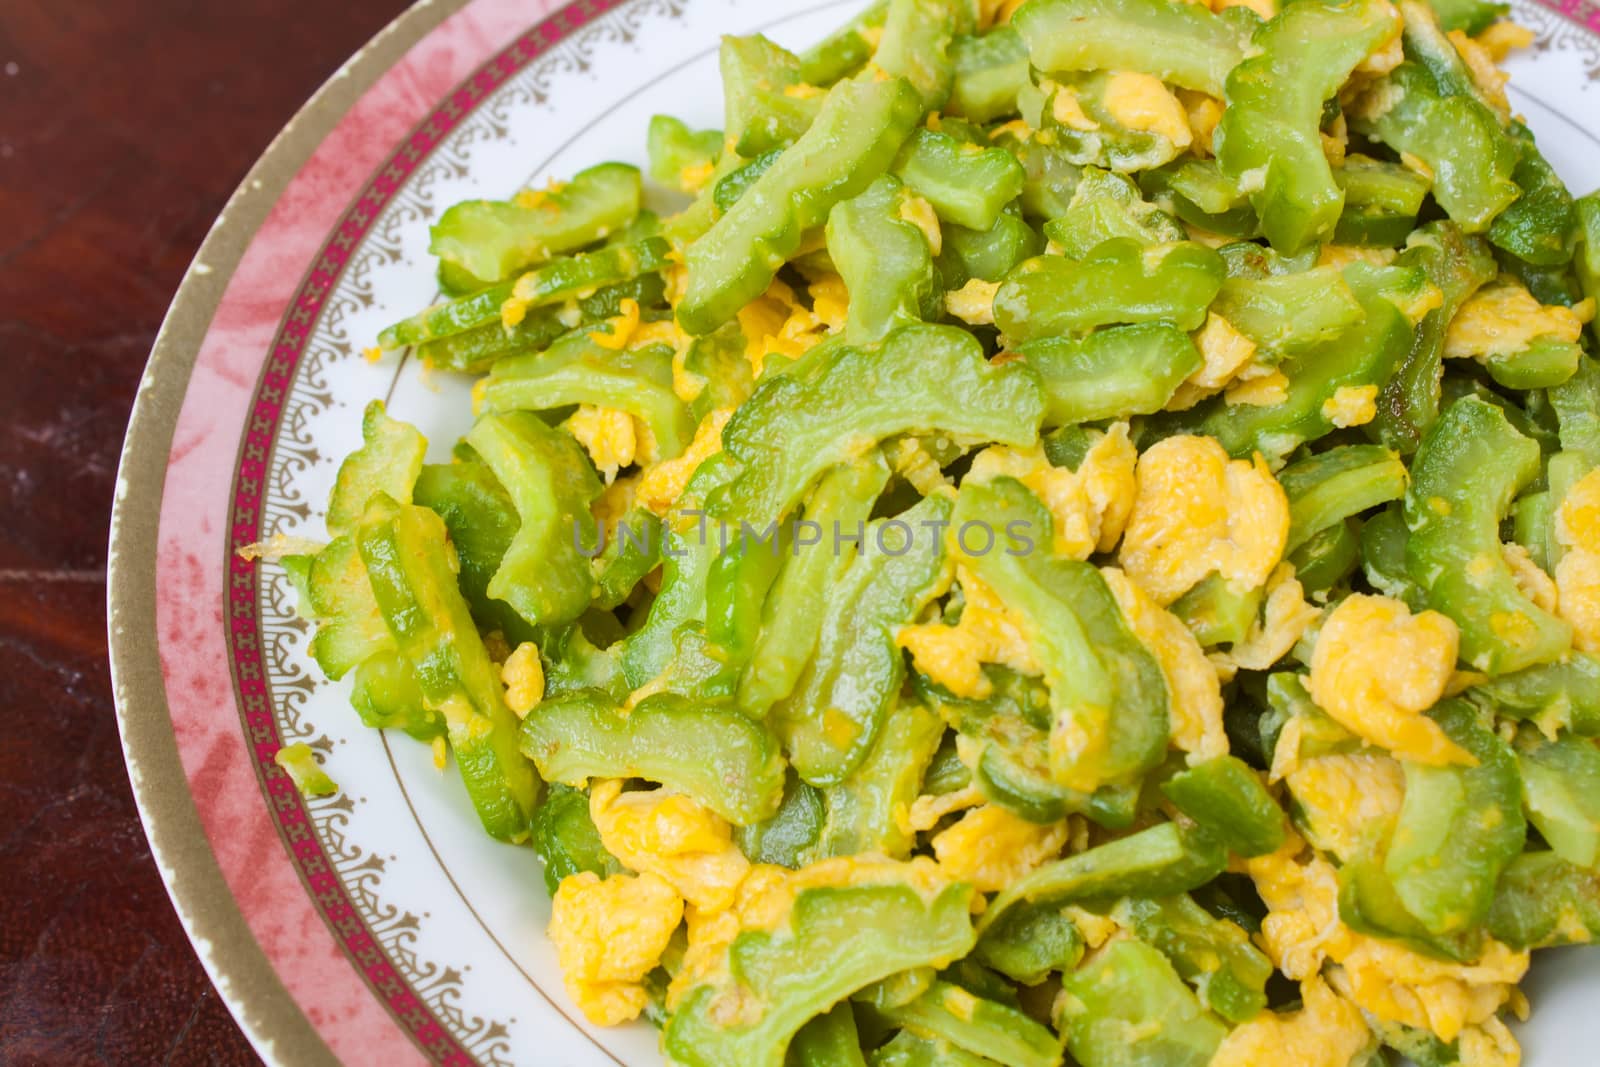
[0,4,405,1063]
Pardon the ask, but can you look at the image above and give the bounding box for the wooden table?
[0,4,404,1062]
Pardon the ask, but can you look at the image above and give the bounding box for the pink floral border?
[1540,0,1600,35]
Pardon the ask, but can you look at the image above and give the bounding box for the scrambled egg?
[946,278,1000,326]
[1316,245,1398,269]
[1100,566,1228,762]
[1120,435,1290,605]
[566,405,640,482]
[1556,467,1600,653]
[1449,29,1513,118]
[898,193,943,256]
[809,273,850,332]
[589,779,750,912]
[1213,564,1322,676]
[1476,21,1536,63]
[548,869,683,1026]
[1178,90,1225,156]
[1504,541,1559,615]
[1225,369,1290,407]
[589,297,643,350]
[1248,842,1529,1044]
[1444,281,1588,363]
[1308,594,1474,766]
[1168,313,1259,411]
[637,408,732,516]
[898,565,1039,700]
[906,785,986,833]
[1284,751,1406,862]
[736,278,831,377]
[967,424,1138,559]
[1210,976,1376,1067]
[500,641,545,718]
[1100,72,1193,151]
[930,804,1070,893]
[1049,81,1100,132]
[1321,385,1379,429]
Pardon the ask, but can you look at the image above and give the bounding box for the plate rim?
[106,1,479,1062]
[106,0,1600,1064]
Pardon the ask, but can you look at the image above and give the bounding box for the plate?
[107,1,1600,1064]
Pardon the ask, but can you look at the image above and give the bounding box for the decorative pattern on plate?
[1529,0,1600,80]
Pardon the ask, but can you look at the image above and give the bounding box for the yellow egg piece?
[1308,594,1474,766]
[1444,280,1584,363]
[897,564,1039,700]
[548,869,683,1026]
[589,779,750,912]
[1210,977,1376,1067]
[931,804,1070,893]
[1119,434,1290,605]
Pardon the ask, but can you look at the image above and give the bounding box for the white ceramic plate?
[108,1,1600,1063]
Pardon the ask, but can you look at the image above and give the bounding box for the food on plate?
[249,0,1600,1062]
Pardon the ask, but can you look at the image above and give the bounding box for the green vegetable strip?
[357,495,539,842]
[708,323,1042,528]
[1215,0,1402,253]
[798,0,891,86]
[1487,851,1600,949]
[664,879,978,1067]
[531,783,621,896]
[953,478,1170,795]
[1384,700,1527,933]
[646,114,723,193]
[1516,731,1600,869]
[947,26,1030,123]
[994,238,1226,342]
[1404,396,1573,674]
[378,237,670,350]
[872,0,968,111]
[722,35,824,156]
[772,495,953,786]
[893,127,1026,231]
[678,74,924,335]
[518,689,787,825]
[1159,755,1285,858]
[738,457,892,716]
[1112,894,1274,1023]
[464,411,602,629]
[1149,264,1413,464]
[811,700,946,860]
[827,175,940,343]
[1014,0,1247,98]
[1278,444,1410,553]
[1057,937,1227,1067]
[1353,61,1520,233]
[1372,222,1499,452]
[1020,323,1201,427]
[326,400,427,537]
[429,162,641,285]
[481,332,694,458]
[875,981,1063,1067]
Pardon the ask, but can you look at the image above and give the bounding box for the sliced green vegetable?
[430,162,641,285]
[1404,396,1573,674]
[519,689,785,825]
[664,876,977,1067]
